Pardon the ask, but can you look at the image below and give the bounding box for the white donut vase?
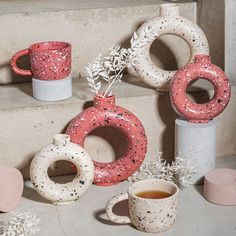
[30,134,94,205]
[132,3,209,91]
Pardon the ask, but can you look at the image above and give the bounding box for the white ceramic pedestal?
[32,75,72,101]
[175,118,216,184]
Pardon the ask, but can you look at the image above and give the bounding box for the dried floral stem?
[85,26,156,97]
[103,67,124,97]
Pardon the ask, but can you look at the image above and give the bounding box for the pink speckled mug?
[11,41,71,80]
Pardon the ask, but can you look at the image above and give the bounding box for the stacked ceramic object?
[11,41,72,101]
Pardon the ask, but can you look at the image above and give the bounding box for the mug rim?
[29,41,71,52]
[128,179,179,201]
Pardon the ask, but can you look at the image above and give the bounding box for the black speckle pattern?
[30,134,94,205]
[133,4,209,91]
[67,95,147,186]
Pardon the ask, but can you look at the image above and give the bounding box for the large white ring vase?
[30,134,94,205]
[132,3,209,91]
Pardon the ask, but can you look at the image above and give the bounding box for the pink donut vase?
[170,54,231,123]
[66,95,147,186]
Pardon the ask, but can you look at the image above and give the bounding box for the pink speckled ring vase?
[11,41,71,80]
[170,54,231,123]
[66,95,147,186]
[0,165,24,212]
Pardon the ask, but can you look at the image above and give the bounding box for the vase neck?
[94,95,116,110]
[53,134,70,145]
[160,4,180,18]
[194,54,211,65]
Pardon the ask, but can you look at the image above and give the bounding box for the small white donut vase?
[30,134,94,205]
[132,3,209,91]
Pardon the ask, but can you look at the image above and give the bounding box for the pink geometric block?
[66,95,147,186]
[170,54,231,123]
[0,165,24,212]
[204,168,236,205]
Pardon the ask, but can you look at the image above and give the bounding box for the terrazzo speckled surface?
[11,41,71,80]
[133,3,209,91]
[1,156,235,236]
[30,134,94,205]
[170,55,231,123]
[67,95,147,186]
[106,179,179,233]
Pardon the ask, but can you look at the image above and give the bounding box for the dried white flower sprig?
[0,210,40,236]
[86,27,156,97]
[128,153,197,189]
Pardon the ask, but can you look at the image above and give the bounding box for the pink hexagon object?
[170,54,231,123]
[0,165,24,212]
[11,41,71,80]
[204,168,236,205]
[66,95,147,186]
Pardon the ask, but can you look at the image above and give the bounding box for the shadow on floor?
[193,184,204,196]
[23,185,50,204]
[94,199,131,226]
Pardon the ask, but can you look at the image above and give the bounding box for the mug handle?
[11,49,32,76]
[106,192,131,224]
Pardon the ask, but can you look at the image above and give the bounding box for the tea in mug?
[136,190,172,199]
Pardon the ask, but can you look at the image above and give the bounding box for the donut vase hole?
[170,55,231,123]
[132,3,209,91]
[66,95,147,186]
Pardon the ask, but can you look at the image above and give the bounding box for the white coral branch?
[0,210,40,236]
[85,27,156,97]
[128,153,197,190]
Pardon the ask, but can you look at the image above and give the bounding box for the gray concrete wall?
[197,0,225,69]
[225,0,236,85]
[0,1,196,84]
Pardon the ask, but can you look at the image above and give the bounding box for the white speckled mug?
[106,179,179,233]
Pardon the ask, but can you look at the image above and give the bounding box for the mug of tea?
[11,41,71,81]
[11,41,72,101]
[106,179,179,233]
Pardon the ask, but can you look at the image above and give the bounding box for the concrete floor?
[0,156,235,236]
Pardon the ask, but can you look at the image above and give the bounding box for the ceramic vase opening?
[194,54,211,64]
[160,3,180,17]
[53,134,70,145]
[94,95,116,110]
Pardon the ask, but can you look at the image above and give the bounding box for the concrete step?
[0,0,196,83]
[0,75,235,179]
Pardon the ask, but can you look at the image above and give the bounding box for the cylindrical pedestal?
[204,168,236,205]
[175,118,216,184]
[32,75,72,101]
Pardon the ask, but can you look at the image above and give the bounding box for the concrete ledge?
[0,0,196,83]
[0,75,235,179]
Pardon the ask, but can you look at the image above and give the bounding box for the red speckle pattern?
[11,41,71,80]
[66,95,147,186]
[170,54,231,123]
